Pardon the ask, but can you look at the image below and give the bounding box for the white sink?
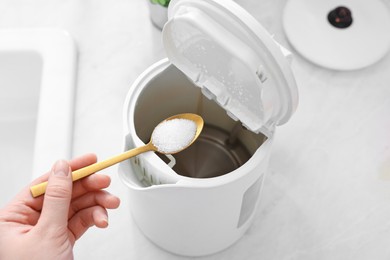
[0,29,76,207]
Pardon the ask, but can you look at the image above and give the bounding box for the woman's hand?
[0,154,120,260]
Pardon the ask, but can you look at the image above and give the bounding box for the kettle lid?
[163,0,298,133]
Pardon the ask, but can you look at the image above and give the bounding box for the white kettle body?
[119,0,298,256]
[119,60,272,256]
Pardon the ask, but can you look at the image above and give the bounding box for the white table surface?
[1,0,390,259]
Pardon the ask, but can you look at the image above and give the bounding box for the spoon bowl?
[30,113,204,197]
[151,113,204,154]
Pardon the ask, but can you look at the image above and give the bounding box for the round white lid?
[162,0,298,133]
[283,0,390,70]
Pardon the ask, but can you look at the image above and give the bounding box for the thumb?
[38,160,72,228]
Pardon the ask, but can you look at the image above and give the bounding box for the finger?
[29,153,97,186]
[31,153,102,200]
[18,154,98,211]
[24,174,111,214]
[68,206,109,243]
[68,153,97,172]
[15,173,111,218]
[68,190,120,219]
[30,172,51,185]
[37,160,72,229]
[27,153,97,187]
[71,174,112,199]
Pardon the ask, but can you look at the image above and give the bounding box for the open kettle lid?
[162,0,298,134]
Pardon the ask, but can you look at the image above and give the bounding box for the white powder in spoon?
[152,118,197,154]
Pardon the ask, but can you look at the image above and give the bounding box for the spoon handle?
[30,144,153,197]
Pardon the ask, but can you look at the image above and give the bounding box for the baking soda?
[152,118,197,154]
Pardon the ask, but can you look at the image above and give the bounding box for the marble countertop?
[1,0,390,259]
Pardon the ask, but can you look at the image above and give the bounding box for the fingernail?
[102,216,109,227]
[53,160,70,176]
